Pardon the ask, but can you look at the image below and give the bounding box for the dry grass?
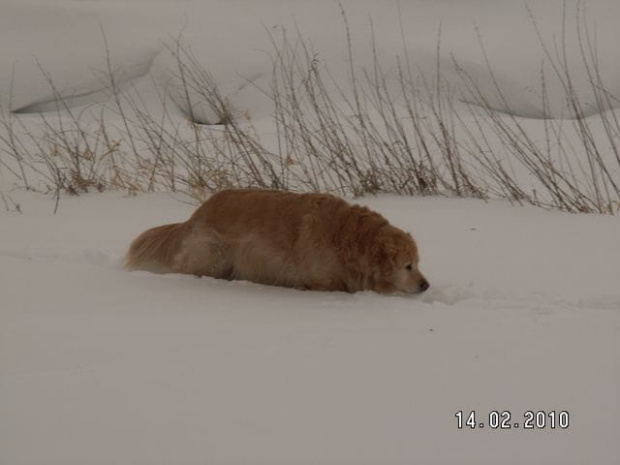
[0,5,618,214]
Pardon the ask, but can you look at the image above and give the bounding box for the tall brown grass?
[0,5,618,214]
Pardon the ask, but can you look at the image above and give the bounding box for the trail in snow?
[2,192,619,310]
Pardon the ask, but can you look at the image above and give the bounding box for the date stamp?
[455,410,570,430]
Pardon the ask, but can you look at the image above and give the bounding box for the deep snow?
[1,192,619,464]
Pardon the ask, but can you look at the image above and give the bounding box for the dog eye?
[405,264,413,271]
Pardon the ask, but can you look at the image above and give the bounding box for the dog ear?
[384,243,399,267]
[371,240,397,272]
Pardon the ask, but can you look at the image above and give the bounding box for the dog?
[125,189,429,294]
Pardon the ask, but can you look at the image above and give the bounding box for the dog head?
[371,226,430,295]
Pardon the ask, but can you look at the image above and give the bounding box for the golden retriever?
[125,189,429,294]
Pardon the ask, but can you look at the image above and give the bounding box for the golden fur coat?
[126,189,429,294]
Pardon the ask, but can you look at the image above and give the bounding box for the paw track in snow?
[0,248,122,269]
[421,284,620,312]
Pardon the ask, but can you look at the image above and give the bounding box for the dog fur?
[125,189,429,294]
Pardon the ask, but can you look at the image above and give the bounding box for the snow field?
[1,192,619,464]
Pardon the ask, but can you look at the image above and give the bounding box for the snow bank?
[2,0,620,119]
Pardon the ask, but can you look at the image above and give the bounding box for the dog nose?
[418,278,430,292]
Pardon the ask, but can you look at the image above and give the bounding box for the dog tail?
[125,222,187,273]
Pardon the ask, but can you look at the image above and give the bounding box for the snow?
[1,193,619,464]
[1,0,620,463]
[2,1,620,119]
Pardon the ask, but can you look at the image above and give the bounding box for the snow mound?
[2,1,620,120]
